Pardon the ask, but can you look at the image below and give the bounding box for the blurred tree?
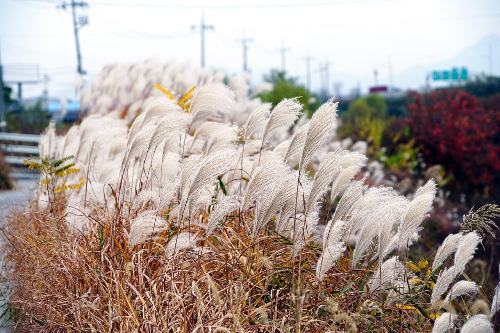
[258,70,320,116]
[462,75,500,98]
[364,93,387,118]
[7,100,51,134]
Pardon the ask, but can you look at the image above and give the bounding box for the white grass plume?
[205,124,238,154]
[298,98,337,175]
[324,180,365,249]
[397,179,436,251]
[127,112,147,145]
[148,112,192,151]
[165,232,197,258]
[141,97,181,128]
[242,160,289,211]
[207,195,240,236]
[262,98,302,144]
[129,211,168,247]
[368,256,404,291]
[443,280,479,304]
[432,233,464,271]
[190,122,224,152]
[431,231,481,305]
[330,153,367,201]
[491,282,500,317]
[180,149,237,220]
[305,151,344,217]
[243,103,271,140]
[454,231,481,272]
[431,313,457,333]
[190,84,235,126]
[460,314,494,333]
[316,220,347,280]
[133,190,160,209]
[284,124,310,166]
[253,170,297,235]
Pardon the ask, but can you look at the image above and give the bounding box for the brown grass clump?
[1,195,438,332]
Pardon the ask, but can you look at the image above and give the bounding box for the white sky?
[1,0,500,100]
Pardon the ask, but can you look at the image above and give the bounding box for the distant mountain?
[331,33,500,96]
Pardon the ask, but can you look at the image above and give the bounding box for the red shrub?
[407,89,500,189]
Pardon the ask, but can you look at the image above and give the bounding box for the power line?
[71,0,405,9]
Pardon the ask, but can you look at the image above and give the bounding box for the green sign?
[432,67,468,81]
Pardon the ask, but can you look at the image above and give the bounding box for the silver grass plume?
[324,180,365,249]
[207,195,240,236]
[162,131,183,157]
[443,280,479,304]
[396,179,436,251]
[205,124,238,154]
[292,211,319,257]
[243,103,271,140]
[276,178,310,234]
[190,122,224,152]
[253,170,297,235]
[346,186,396,238]
[262,98,302,144]
[179,149,236,221]
[158,177,180,210]
[431,313,457,333]
[242,160,289,211]
[330,153,367,201]
[432,233,464,271]
[127,111,147,145]
[140,97,180,129]
[284,124,310,167]
[273,140,291,159]
[368,256,404,291]
[304,151,345,217]
[190,84,235,126]
[298,98,337,176]
[377,199,409,264]
[148,112,192,151]
[129,211,169,247]
[178,154,204,217]
[431,231,481,305]
[125,122,158,164]
[491,281,500,317]
[316,220,347,280]
[165,232,197,258]
[133,190,159,209]
[454,231,481,272]
[460,314,494,333]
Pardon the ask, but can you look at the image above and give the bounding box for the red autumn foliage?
[407,89,500,190]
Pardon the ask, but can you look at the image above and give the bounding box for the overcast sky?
[1,0,500,101]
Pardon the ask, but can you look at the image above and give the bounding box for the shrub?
[0,151,13,190]
[407,89,500,197]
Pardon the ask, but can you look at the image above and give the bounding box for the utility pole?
[276,41,291,74]
[236,30,253,72]
[315,58,332,99]
[43,74,50,109]
[388,55,393,93]
[301,50,314,91]
[0,42,5,132]
[61,0,88,75]
[191,11,214,68]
